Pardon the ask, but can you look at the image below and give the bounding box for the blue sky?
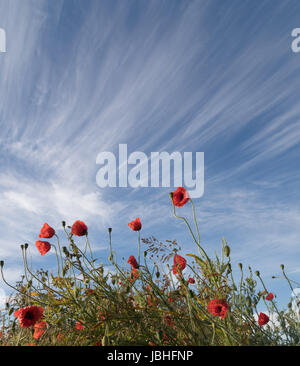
[1,0,300,308]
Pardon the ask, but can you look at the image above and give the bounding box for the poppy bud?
[156,271,160,278]
[280,264,284,270]
[24,243,29,249]
[255,271,260,277]
[144,251,147,258]
[20,244,24,250]
[0,260,4,268]
[62,221,66,227]
[288,302,292,309]
[108,228,112,233]
[8,308,14,316]
[238,263,243,270]
[224,245,230,257]
[108,254,113,262]
[246,297,252,307]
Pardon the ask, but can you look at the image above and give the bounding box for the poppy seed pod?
[224,245,230,257]
[108,228,112,233]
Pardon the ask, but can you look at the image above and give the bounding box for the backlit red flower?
[188,277,195,284]
[71,220,88,236]
[172,187,189,207]
[14,306,44,328]
[75,321,85,330]
[128,255,139,269]
[258,312,269,326]
[266,293,274,301]
[39,223,55,238]
[207,299,228,319]
[33,321,47,339]
[172,254,187,275]
[128,217,142,231]
[35,240,51,256]
[130,268,140,282]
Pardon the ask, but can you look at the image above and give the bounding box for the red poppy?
[75,321,84,330]
[128,255,139,269]
[39,223,55,238]
[188,277,195,284]
[172,187,189,207]
[164,316,173,327]
[258,312,269,326]
[130,268,140,282]
[71,220,88,236]
[33,321,47,339]
[172,254,187,275]
[128,217,142,231]
[148,296,153,306]
[207,299,228,319]
[14,306,44,328]
[266,293,274,301]
[35,240,51,256]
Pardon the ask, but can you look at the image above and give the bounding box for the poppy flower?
[130,268,140,282]
[172,254,187,275]
[266,293,274,301]
[71,220,88,236]
[14,306,44,328]
[188,277,195,284]
[128,255,139,269]
[172,187,189,207]
[39,223,55,238]
[207,299,229,319]
[164,316,173,327]
[75,321,85,330]
[35,240,51,256]
[258,312,269,326]
[128,217,142,231]
[33,321,47,339]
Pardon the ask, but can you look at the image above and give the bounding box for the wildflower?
[164,316,173,327]
[148,296,153,306]
[35,240,51,256]
[75,321,85,330]
[71,220,88,236]
[128,217,142,231]
[33,321,47,339]
[39,223,55,238]
[266,293,274,301]
[128,255,139,269]
[57,332,63,341]
[130,268,140,282]
[24,343,35,346]
[172,254,186,275]
[172,187,189,207]
[207,299,228,319]
[0,331,2,338]
[168,296,173,303]
[258,312,269,326]
[188,277,195,284]
[14,306,44,328]
[148,341,156,346]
